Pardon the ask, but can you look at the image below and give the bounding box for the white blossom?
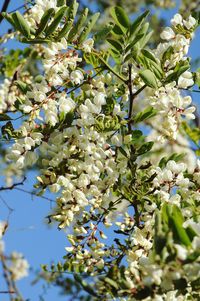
[160,27,175,40]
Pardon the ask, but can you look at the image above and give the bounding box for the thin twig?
[0,177,26,191]
[182,88,200,93]
[128,64,133,130]
[14,187,56,203]
[0,195,14,214]
[127,64,146,127]
[8,0,33,14]
[1,255,15,301]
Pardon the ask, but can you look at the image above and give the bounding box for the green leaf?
[34,75,44,83]
[74,274,98,297]
[139,69,158,88]
[107,38,123,52]
[195,149,200,156]
[15,80,30,94]
[148,61,163,80]
[186,226,198,241]
[83,52,100,68]
[57,18,74,39]
[118,147,128,158]
[134,106,157,123]
[177,65,190,77]
[165,65,190,84]
[137,22,149,36]
[41,264,48,272]
[132,130,143,140]
[12,11,31,38]
[104,277,119,289]
[125,34,144,53]
[139,30,153,49]
[194,69,200,87]
[45,7,68,36]
[68,8,88,41]
[129,10,149,37]
[154,210,167,254]
[94,22,114,42]
[57,1,79,39]
[65,0,79,19]
[110,6,130,33]
[141,49,157,63]
[170,205,191,246]
[111,24,124,36]
[161,45,174,67]
[1,12,16,27]
[36,8,55,36]
[1,121,15,140]
[182,121,200,145]
[19,38,50,44]
[161,203,170,226]
[78,13,100,43]
[159,153,185,168]
[109,48,121,64]
[137,141,154,155]
[57,0,65,6]
[0,114,12,121]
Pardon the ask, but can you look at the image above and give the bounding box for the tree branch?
[0,177,26,191]
[1,255,15,301]
[0,0,11,24]
[127,63,146,130]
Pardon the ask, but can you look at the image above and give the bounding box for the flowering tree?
[0,0,200,300]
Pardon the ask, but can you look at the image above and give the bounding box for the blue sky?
[0,1,199,300]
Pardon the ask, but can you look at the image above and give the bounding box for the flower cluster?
[0,2,200,300]
[0,221,29,283]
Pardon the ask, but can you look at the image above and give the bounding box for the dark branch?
[0,177,26,191]
[0,0,11,24]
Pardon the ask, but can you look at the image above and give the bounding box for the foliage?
[0,0,200,301]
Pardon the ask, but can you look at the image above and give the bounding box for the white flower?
[183,16,196,30]
[81,38,94,53]
[111,134,122,147]
[49,183,61,193]
[169,194,181,206]
[16,156,25,169]
[59,96,75,113]
[160,27,175,40]
[9,252,29,281]
[70,70,84,85]
[183,106,196,120]
[65,246,74,252]
[26,152,38,166]
[192,237,200,251]
[183,220,200,234]
[73,190,88,206]
[178,71,194,89]
[166,161,186,174]
[93,93,106,106]
[24,137,35,151]
[174,244,187,260]
[20,104,33,113]
[162,169,173,182]
[77,173,90,188]
[171,14,183,27]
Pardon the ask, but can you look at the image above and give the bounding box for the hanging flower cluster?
[0,1,200,300]
[0,221,29,284]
